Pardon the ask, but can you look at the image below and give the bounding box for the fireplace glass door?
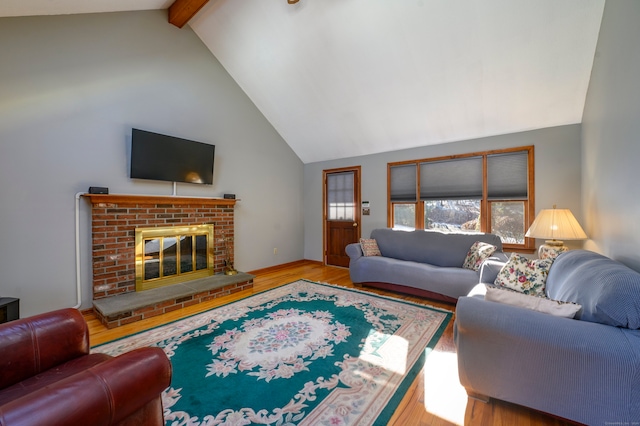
[135,225,214,291]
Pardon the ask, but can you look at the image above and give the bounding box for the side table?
[0,297,19,323]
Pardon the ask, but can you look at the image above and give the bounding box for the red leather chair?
[0,308,171,426]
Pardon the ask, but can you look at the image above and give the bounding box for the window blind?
[327,172,354,204]
[419,156,483,200]
[390,164,417,202]
[487,151,528,199]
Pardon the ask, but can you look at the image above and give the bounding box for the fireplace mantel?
[84,193,237,206]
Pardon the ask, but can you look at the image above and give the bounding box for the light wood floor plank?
[85,261,575,426]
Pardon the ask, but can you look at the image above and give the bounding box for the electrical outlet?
[273,248,278,255]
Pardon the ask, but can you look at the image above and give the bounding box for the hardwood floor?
[85,261,574,426]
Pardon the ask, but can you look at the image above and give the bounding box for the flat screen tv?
[130,128,215,185]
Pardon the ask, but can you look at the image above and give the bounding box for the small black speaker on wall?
[89,186,109,194]
[223,194,236,199]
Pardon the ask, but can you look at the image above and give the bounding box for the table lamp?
[525,205,587,259]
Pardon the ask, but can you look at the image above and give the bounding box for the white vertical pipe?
[74,192,87,309]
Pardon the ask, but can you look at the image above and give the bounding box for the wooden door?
[324,167,361,267]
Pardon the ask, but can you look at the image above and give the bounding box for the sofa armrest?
[345,243,363,261]
[0,347,172,426]
[0,308,89,390]
[478,252,509,284]
[454,296,640,424]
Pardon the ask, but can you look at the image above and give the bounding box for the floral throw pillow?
[494,253,553,296]
[360,238,381,257]
[462,241,498,271]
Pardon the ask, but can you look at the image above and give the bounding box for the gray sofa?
[455,250,640,425]
[346,228,506,303]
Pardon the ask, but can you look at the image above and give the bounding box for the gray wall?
[581,0,640,271]
[7,2,638,317]
[304,124,583,261]
[0,11,304,317]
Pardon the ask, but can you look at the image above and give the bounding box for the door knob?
[353,222,358,227]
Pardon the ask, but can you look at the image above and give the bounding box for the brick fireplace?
[84,194,254,328]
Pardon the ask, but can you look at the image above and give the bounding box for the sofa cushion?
[359,238,381,256]
[494,253,553,296]
[0,308,90,390]
[0,353,112,406]
[370,228,502,268]
[349,255,481,300]
[546,250,640,329]
[485,286,581,318]
[462,241,497,271]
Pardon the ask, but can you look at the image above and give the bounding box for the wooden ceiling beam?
[168,0,210,29]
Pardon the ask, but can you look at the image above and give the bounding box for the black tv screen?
[130,129,215,185]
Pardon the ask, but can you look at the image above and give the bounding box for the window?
[388,146,535,251]
[393,203,416,230]
[491,202,525,244]
[389,164,418,230]
[487,151,530,245]
[424,199,481,232]
[327,171,355,221]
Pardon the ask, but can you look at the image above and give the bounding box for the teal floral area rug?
[94,280,452,426]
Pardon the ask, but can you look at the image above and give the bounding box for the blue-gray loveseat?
[346,228,507,303]
[455,250,640,425]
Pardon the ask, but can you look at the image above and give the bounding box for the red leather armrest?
[0,308,89,390]
[0,347,172,426]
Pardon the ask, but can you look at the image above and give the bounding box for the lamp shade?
[525,207,587,240]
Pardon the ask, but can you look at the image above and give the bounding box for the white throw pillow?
[485,286,581,318]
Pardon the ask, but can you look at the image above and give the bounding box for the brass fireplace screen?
[135,224,214,291]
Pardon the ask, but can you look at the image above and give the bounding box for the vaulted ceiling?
[0,0,605,163]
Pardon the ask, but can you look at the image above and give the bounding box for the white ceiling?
[0,0,605,164]
[0,0,173,17]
